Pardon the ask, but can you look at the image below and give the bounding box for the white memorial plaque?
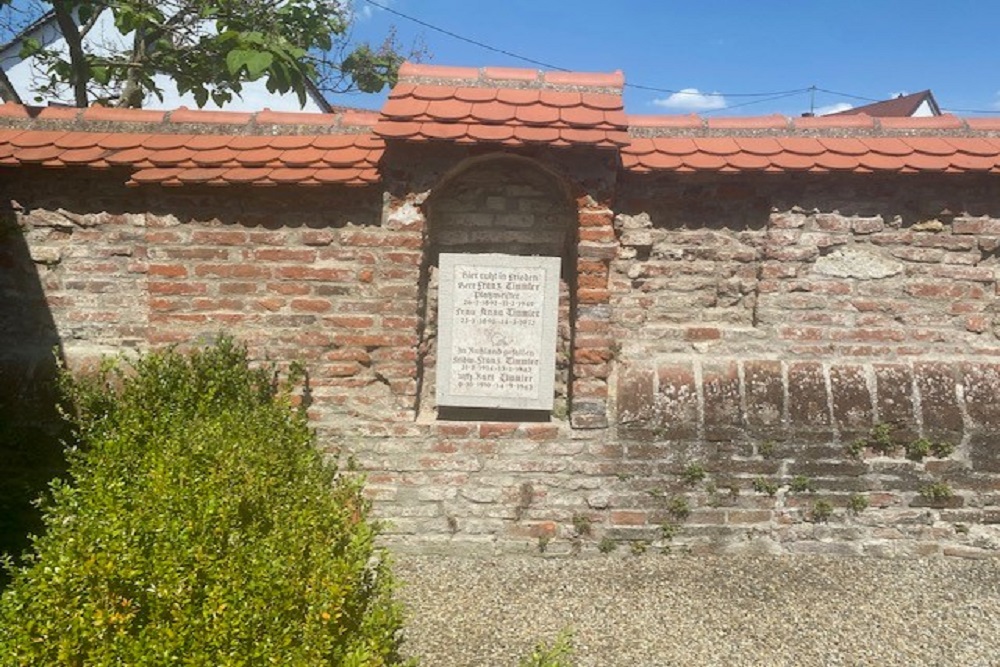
[436,253,561,410]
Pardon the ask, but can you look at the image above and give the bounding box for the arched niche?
[417,154,578,421]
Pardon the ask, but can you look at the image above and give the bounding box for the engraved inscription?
[437,253,560,410]
[450,265,546,398]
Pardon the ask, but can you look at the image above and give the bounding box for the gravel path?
[393,553,1000,667]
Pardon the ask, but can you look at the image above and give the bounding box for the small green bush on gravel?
[0,339,409,666]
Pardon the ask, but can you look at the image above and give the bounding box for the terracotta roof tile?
[270,167,317,183]
[312,134,359,150]
[279,146,327,167]
[907,137,959,156]
[176,167,229,183]
[793,114,877,130]
[398,63,479,81]
[11,131,67,148]
[192,148,240,167]
[82,107,165,123]
[678,152,727,170]
[131,167,183,183]
[966,118,1000,132]
[695,137,741,155]
[381,96,430,120]
[513,125,561,143]
[734,137,784,155]
[944,137,999,156]
[428,100,473,122]
[879,114,964,130]
[148,147,196,166]
[186,135,234,150]
[169,108,253,125]
[412,85,461,101]
[58,146,108,164]
[859,137,914,156]
[543,70,624,88]
[707,114,788,130]
[515,104,561,125]
[483,66,539,82]
[255,109,338,126]
[496,88,540,105]
[818,137,869,155]
[228,136,274,150]
[15,145,64,163]
[322,145,371,167]
[471,100,516,123]
[453,87,497,103]
[314,167,363,183]
[630,114,703,130]
[143,134,194,150]
[235,147,283,166]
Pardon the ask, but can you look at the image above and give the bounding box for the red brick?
[148,263,187,278]
[578,288,611,303]
[195,264,271,279]
[579,227,616,242]
[685,327,721,341]
[189,230,248,245]
[341,230,422,248]
[148,281,207,295]
[579,211,613,227]
[252,248,317,262]
[610,510,646,526]
[291,299,331,313]
[276,266,353,281]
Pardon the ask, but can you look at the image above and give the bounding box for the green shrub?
[0,339,408,666]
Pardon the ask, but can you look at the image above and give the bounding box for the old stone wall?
[3,164,1000,558]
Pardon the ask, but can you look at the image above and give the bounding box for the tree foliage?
[0,0,411,107]
[0,339,410,665]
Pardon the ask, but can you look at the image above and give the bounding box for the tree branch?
[0,66,23,104]
[52,1,90,106]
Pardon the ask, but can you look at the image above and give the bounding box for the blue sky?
[340,0,1000,116]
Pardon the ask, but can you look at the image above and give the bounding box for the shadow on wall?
[0,200,68,589]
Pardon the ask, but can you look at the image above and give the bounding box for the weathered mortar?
[3,164,1000,558]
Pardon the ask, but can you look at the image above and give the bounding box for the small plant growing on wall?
[869,422,898,455]
[571,513,593,537]
[811,500,834,523]
[847,493,869,515]
[598,536,617,554]
[930,440,956,458]
[660,523,680,541]
[905,438,932,461]
[753,477,779,497]
[920,481,954,503]
[681,462,706,486]
[846,438,866,460]
[758,440,776,459]
[788,475,815,493]
[667,496,691,520]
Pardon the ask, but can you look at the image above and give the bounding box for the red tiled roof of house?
[623,113,1000,174]
[0,103,383,186]
[828,90,940,118]
[375,63,630,148]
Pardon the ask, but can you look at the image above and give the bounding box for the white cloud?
[652,88,727,111]
[992,92,1000,110]
[815,102,853,116]
[350,0,390,21]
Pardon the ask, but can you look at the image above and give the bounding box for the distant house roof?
[829,90,941,118]
[2,65,1000,186]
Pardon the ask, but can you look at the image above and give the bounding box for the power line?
[361,0,1000,114]
[362,0,813,100]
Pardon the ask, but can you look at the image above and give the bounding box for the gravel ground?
[393,553,1000,667]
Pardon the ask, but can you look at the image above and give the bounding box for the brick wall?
[3,163,1000,558]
